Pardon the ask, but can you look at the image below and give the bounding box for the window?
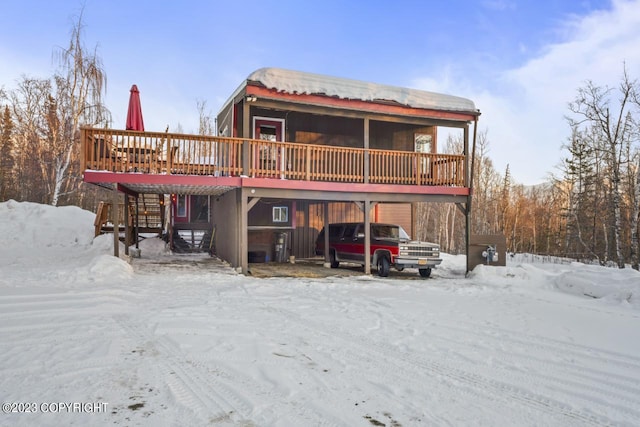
[343,224,357,239]
[177,195,187,217]
[191,195,209,223]
[259,126,278,164]
[415,134,433,173]
[259,125,277,142]
[329,225,345,238]
[373,225,399,239]
[415,134,432,153]
[273,206,288,223]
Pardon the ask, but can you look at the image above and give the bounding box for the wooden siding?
[291,201,364,259]
[375,203,413,238]
[369,121,436,152]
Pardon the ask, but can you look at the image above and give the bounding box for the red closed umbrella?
[126,84,145,131]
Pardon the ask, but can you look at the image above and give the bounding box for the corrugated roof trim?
[247,68,477,113]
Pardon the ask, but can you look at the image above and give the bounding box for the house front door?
[253,117,285,177]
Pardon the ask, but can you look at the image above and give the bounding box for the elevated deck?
[81,127,469,199]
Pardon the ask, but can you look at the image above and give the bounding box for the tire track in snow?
[115,314,239,423]
[437,338,640,422]
[248,299,497,425]
[449,320,640,369]
[114,314,346,427]
[267,304,618,426]
[174,305,445,427]
[419,320,640,419]
[0,293,127,387]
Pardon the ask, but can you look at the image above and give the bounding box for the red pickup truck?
[315,222,442,277]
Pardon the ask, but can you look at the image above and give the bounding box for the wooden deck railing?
[81,127,465,186]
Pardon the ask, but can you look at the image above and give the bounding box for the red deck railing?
[81,127,465,186]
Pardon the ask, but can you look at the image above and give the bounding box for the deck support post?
[112,189,119,258]
[364,198,371,275]
[135,196,140,249]
[466,118,479,275]
[323,201,330,266]
[124,193,129,256]
[239,188,249,274]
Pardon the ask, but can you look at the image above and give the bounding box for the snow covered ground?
[1,200,639,427]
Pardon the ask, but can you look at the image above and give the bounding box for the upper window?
[415,134,432,153]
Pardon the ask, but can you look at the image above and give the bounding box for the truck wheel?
[419,268,432,278]
[330,250,339,268]
[377,256,390,277]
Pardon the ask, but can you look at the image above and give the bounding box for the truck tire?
[419,268,432,278]
[377,256,390,277]
[330,250,339,268]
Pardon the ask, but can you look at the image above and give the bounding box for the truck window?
[343,224,357,239]
[373,225,400,239]
[329,224,345,239]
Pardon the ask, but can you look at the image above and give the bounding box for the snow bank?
[469,254,640,308]
[0,199,95,248]
[0,200,133,285]
[552,262,638,305]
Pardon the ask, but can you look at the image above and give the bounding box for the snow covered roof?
[244,67,478,114]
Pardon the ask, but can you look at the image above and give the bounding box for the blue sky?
[1,0,639,185]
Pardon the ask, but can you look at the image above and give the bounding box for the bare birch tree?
[48,10,109,206]
[568,69,636,268]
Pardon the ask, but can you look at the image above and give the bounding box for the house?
[82,68,480,274]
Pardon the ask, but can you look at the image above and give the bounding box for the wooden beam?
[242,100,251,175]
[364,199,371,275]
[464,125,470,188]
[249,187,468,204]
[364,117,370,184]
[354,201,378,212]
[117,184,139,198]
[324,201,330,266]
[124,193,129,256]
[248,197,261,212]
[135,196,140,249]
[240,188,249,274]
[112,190,119,258]
[466,117,479,275]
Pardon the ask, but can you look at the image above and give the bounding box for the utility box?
[469,234,507,271]
[274,231,289,263]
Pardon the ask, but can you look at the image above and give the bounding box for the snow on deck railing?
[81,127,465,186]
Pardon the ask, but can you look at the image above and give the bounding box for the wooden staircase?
[94,194,165,241]
[172,226,216,254]
[135,194,165,234]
